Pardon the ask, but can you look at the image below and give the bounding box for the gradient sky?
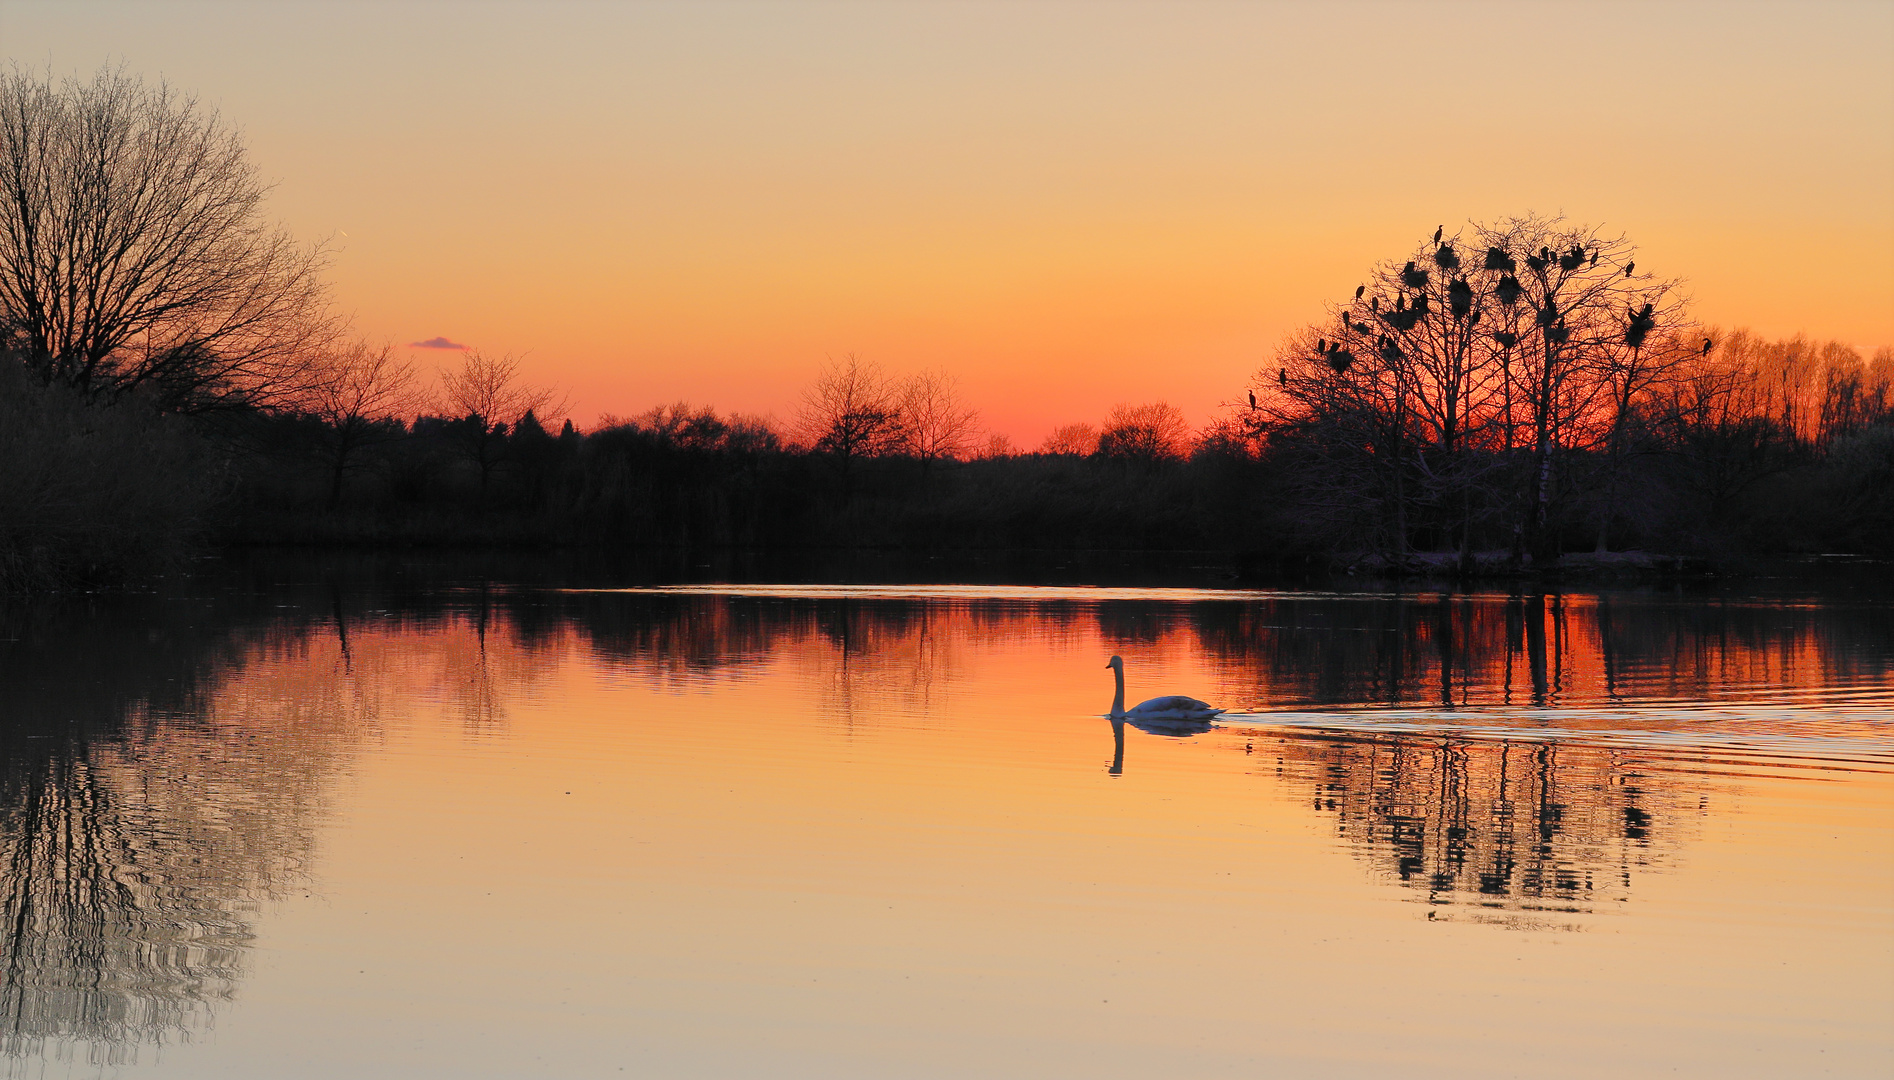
[5,0,1891,440]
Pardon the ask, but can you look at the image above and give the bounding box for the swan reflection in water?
[1106,714,1217,776]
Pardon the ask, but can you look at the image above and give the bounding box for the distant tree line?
[1,67,1889,590]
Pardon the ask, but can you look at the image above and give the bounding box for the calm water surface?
[3,567,1891,1078]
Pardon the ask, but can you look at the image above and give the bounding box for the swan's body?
[1106,655,1224,721]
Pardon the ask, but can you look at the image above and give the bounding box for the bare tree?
[1096,402,1190,462]
[0,66,334,411]
[898,369,981,473]
[793,354,907,490]
[437,349,559,497]
[1038,422,1099,456]
[1253,215,1681,562]
[300,341,418,509]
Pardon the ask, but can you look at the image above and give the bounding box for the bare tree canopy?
[301,341,418,508]
[793,354,908,462]
[436,348,561,497]
[0,65,333,411]
[898,368,982,467]
[1097,402,1190,462]
[437,349,557,431]
[1038,422,1099,456]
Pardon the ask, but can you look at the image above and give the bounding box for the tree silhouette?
[1096,402,1190,463]
[898,369,982,476]
[437,350,559,500]
[0,66,334,411]
[1251,215,1682,563]
[299,341,418,509]
[794,354,907,495]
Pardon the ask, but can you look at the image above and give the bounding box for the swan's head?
[1106,655,1123,670]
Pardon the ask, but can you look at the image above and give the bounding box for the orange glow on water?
[4,583,1891,1075]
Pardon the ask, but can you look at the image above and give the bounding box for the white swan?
[1105,655,1224,721]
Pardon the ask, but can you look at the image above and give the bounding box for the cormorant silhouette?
[1702,337,1713,355]
[1624,261,1635,277]
[1248,390,1256,409]
[1448,276,1473,318]
[1433,225,1443,245]
[1355,284,1365,300]
[1625,302,1657,347]
[1278,368,1287,386]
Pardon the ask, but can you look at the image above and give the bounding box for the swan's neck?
[1111,664,1125,717]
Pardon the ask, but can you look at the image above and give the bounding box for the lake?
[3,558,1891,1078]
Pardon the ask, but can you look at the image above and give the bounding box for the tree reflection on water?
[0,596,359,1071]
[1268,729,1703,928]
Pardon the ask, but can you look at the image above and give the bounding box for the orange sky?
[6,0,1891,442]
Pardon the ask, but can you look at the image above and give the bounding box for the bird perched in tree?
[1355,284,1365,300]
[1624,261,1635,277]
[1433,225,1443,245]
[1701,337,1713,355]
[1248,390,1256,409]
[1590,250,1599,268]
[1625,302,1657,348]
[1448,277,1473,318]
[1525,251,1548,273]
[1371,295,1380,312]
[1278,368,1287,386]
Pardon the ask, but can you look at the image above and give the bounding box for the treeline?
[212,323,1889,565]
[216,384,1276,555]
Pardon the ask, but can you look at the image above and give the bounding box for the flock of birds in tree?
[1273,227,1717,381]
[1252,227,1719,406]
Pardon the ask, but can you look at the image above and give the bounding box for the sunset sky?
[5,0,1891,441]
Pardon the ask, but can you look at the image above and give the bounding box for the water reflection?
[1187,588,1894,710]
[1106,716,1215,775]
[1263,728,1705,928]
[3,574,1889,1070]
[0,598,328,1068]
